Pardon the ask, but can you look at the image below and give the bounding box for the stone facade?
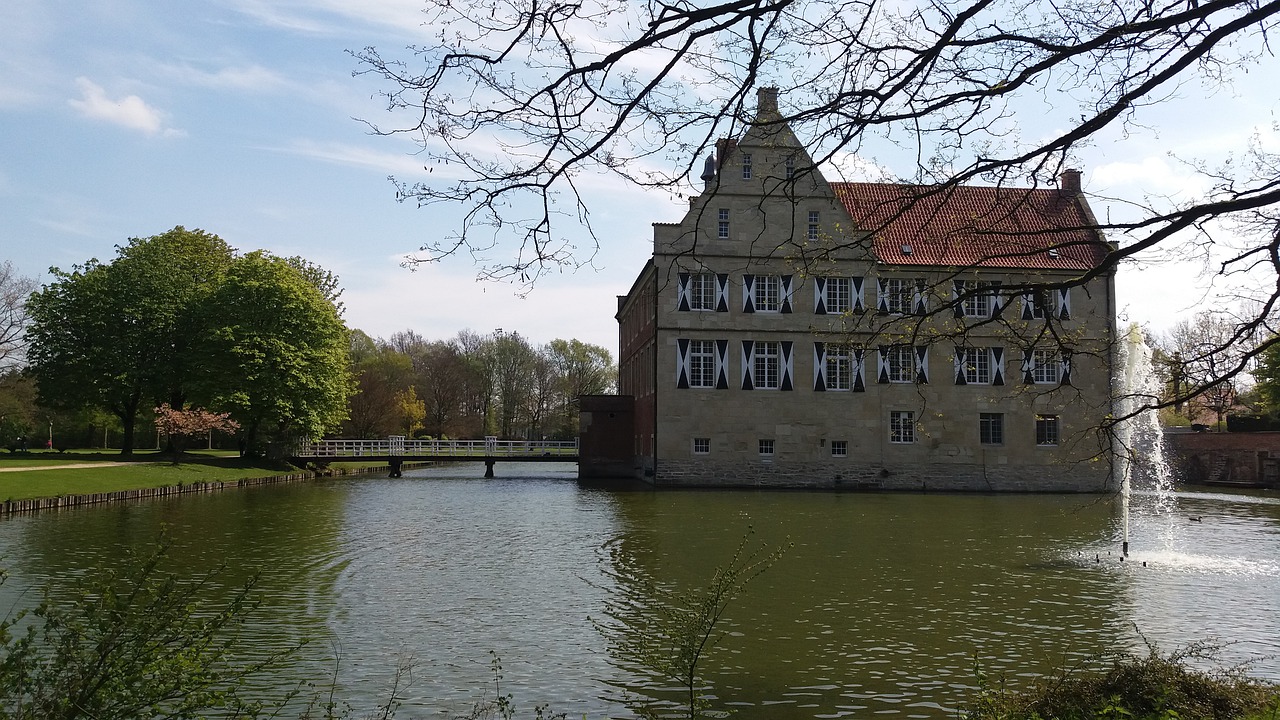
[616,88,1118,492]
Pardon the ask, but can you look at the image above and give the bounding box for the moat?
[0,463,1276,718]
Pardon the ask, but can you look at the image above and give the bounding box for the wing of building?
[614,88,1118,491]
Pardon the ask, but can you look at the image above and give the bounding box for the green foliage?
[24,227,236,454]
[191,251,353,453]
[594,529,789,719]
[0,538,295,719]
[964,638,1280,720]
[1251,337,1280,418]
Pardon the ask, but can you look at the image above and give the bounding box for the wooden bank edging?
[0,462,433,516]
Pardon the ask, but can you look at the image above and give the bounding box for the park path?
[0,462,138,473]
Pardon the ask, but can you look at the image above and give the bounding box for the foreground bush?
[966,640,1280,720]
[0,539,292,719]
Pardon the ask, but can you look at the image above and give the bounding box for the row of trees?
[22,228,352,455]
[1,231,616,456]
[346,329,614,441]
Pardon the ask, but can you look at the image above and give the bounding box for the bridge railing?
[295,438,578,458]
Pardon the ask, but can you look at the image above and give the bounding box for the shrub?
[0,537,297,719]
[966,639,1280,720]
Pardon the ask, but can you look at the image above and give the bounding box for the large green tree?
[192,251,352,454]
[25,228,235,454]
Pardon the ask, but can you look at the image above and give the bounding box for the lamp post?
[48,419,53,451]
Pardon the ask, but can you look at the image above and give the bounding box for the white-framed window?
[814,342,865,393]
[678,273,729,313]
[688,340,716,388]
[816,276,864,315]
[758,438,774,456]
[980,413,1004,445]
[693,437,710,454]
[742,153,753,180]
[967,348,991,384]
[717,208,730,239]
[1036,415,1060,446]
[688,273,716,311]
[755,275,782,312]
[890,411,916,444]
[826,277,851,313]
[879,277,922,314]
[785,154,796,179]
[1022,287,1070,320]
[826,345,852,390]
[831,440,848,457]
[885,345,915,383]
[754,341,781,389]
[677,338,727,390]
[961,281,997,318]
[807,211,820,241]
[744,340,793,390]
[1032,349,1060,384]
[956,346,1004,385]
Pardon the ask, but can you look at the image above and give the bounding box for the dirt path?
[0,462,141,473]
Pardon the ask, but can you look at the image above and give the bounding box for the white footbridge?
[293,436,579,477]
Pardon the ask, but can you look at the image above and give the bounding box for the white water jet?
[1113,324,1176,556]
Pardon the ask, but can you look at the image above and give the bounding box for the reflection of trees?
[0,482,350,693]
[600,491,1127,715]
[596,528,787,718]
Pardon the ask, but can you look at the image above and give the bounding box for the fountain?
[1113,323,1176,557]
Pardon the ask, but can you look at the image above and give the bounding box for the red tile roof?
[830,182,1110,271]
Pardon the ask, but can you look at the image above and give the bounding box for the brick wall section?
[1163,431,1280,488]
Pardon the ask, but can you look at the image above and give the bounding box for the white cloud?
[1091,155,1211,200]
[67,77,183,137]
[275,139,439,178]
[226,0,431,39]
[160,63,286,92]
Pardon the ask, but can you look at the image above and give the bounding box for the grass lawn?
[0,451,310,502]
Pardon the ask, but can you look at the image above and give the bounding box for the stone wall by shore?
[1163,430,1280,488]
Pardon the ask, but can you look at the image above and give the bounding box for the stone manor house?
[613,88,1118,491]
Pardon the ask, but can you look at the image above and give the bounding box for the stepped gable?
[830,181,1109,270]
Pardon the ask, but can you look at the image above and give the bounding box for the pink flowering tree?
[153,404,240,461]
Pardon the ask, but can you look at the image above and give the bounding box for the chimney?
[1058,168,1083,195]
[756,87,780,121]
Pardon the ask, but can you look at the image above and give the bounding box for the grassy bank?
[0,450,387,502]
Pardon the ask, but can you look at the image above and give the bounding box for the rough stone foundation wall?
[655,459,1113,492]
[1162,431,1280,488]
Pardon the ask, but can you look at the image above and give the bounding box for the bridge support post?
[389,458,403,478]
[484,460,495,478]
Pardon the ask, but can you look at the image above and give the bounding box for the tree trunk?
[118,414,136,456]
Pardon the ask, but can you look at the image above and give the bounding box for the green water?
[0,462,1276,718]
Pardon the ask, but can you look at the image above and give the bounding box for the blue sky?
[2,1,1275,355]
